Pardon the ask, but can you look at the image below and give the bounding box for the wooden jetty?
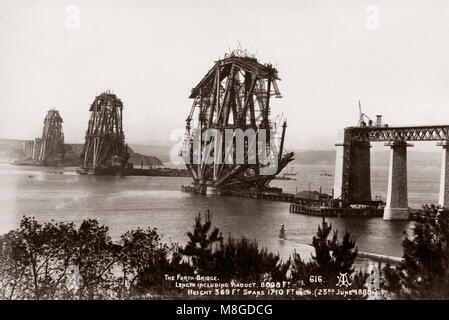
[127,167,190,177]
[77,165,190,177]
[223,189,296,202]
[182,183,385,218]
[289,203,384,218]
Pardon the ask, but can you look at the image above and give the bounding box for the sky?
[1,0,449,151]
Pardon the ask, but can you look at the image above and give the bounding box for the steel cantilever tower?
[21,109,65,164]
[79,91,129,175]
[38,109,65,164]
[182,51,294,194]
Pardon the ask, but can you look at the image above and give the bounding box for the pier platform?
[76,166,190,177]
[289,203,384,217]
[182,185,385,218]
[127,167,190,177]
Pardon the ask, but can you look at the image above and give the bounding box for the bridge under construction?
[78,91,129,175]
[181,51,294,195]
[333,113,449,220]
[22,109,65,165]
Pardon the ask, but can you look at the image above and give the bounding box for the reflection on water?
[0,163,434,261]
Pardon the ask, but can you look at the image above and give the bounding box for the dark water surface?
[1,163,436,262]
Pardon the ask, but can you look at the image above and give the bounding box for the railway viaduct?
[333,122,449,220]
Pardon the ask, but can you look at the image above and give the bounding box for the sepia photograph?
[1,0,449,312]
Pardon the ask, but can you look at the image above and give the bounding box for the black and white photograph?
[1,0,449,310]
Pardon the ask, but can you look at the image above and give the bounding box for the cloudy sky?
[1,0,449,151]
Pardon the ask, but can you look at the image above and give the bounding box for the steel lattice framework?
[80,92,129,174]
[349,125,449,142]
[335,124,449,204]
[182,51,294,192]
[38,109,65,163]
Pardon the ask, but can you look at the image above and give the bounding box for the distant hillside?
[1,138,442,168]
[0,139,163,166]
[130,144,443,168]
[128,147,163,166]
[290,149,441,168]
[129,144,173,163]
[292,150,335,165]
[64,144,163,167]
[0,139,23,162]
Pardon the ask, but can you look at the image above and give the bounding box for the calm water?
[1,162,439,261]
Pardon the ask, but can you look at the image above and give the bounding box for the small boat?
[283,164,298,177]
[274,176,296,181]
[279,224,286,240]
[320,170,332,177]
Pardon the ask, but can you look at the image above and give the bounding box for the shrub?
[213,236,290,283]
[0,217,78,299]
[290,217,369,299]
[118,227,191,298]
[179,210,289,284]
[0,212,372,300]
[382,204,449,299]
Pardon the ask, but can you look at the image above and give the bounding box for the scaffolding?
[79,92,129,174]
[182,51,294,193]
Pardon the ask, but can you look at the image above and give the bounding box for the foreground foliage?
[1,211,371,299]
[289,217,369,298]
[382,204,449,299]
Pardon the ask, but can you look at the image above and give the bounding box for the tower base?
[383,207,409,220]
[206,186,221,196]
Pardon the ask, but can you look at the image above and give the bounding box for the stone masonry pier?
[333,124,449,220]
[438,140,449,209]
[383,141,412,220]
[348,141,372,203]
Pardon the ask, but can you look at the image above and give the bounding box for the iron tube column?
[333,129,352,204]
[348,141,372,203]
[383,141,412,220]
[333,130,347,202]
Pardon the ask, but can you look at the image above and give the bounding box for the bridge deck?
[348,125,449,142]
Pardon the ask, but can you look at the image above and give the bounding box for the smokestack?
[376,115,382,127]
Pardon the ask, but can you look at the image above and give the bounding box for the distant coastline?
[0,138,163,167]
[0,138,442,168]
